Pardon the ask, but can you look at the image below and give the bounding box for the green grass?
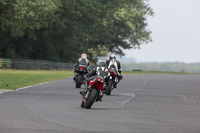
[0,70,74,90]
[0,69,197,90]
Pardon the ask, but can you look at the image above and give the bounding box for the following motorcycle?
[74,65,91,88]
[80,75,106,109]
[106,67,119,95]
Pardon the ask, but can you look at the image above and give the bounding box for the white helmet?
[109,54,116,60]
[81,53,87,59]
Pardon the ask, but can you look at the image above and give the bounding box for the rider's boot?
[73,71,78,81]
[80,86,90,95]
[98,91,103,101]
[113,84,117,89]
[102,86,108,94]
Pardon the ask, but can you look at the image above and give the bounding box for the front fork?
[81,85,91,103]
[82,94,86,103]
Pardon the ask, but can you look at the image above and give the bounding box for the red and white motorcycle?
[80,75,106,109]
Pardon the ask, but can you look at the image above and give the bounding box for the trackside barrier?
[0,58,75,70]
[0,58,11,68]
[0,58,97,70]
[0,58,2,68]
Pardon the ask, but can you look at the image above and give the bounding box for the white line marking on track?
[120,93,135,111]
[0,81,50,94]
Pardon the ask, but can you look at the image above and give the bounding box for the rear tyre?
[76,74,82,88]
[106,79,112,95]
[85,89,97,109]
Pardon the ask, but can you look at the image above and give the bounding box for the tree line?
[0,0,153,63]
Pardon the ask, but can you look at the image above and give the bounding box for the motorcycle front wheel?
[84,89,98,109]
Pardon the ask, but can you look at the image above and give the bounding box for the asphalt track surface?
[0,74,200,133]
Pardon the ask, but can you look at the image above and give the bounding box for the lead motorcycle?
[80,75,106,109]
[106,67,119,95]
[74,65,91,88]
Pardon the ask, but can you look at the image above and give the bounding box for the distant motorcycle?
[74,65,90,88]
[80,75,106,109]
[106,68,119,95]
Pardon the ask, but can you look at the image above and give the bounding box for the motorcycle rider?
[73,53,90,80]
[106,54,123,88]
[80,62,109,94]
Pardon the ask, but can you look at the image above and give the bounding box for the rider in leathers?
[106,54,123,88]
[73,53,90,80]
[74,53,90,70]
[80,62,109,94]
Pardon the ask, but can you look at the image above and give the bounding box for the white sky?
[124,0,200,63]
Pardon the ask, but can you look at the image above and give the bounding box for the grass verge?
[0,69,197,90]
[0,70,74,90]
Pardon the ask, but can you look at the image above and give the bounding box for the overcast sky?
[124,0,200,63]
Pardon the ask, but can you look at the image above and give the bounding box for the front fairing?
[89,76,105,91]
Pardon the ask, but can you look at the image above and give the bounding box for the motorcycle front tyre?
[76,74,82,88]
[84,89,98,109]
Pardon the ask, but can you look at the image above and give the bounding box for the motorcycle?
[74,65,90,88]
[80,75,106,109]
[106,68,119,95]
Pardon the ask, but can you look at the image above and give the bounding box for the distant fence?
[0,58,75,70]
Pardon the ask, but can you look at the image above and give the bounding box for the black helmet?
[98,62,107,67]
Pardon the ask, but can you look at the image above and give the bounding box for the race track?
[0,74,200,133]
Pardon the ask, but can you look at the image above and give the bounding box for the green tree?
[0,0,153,64]
[0,0,60,58]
